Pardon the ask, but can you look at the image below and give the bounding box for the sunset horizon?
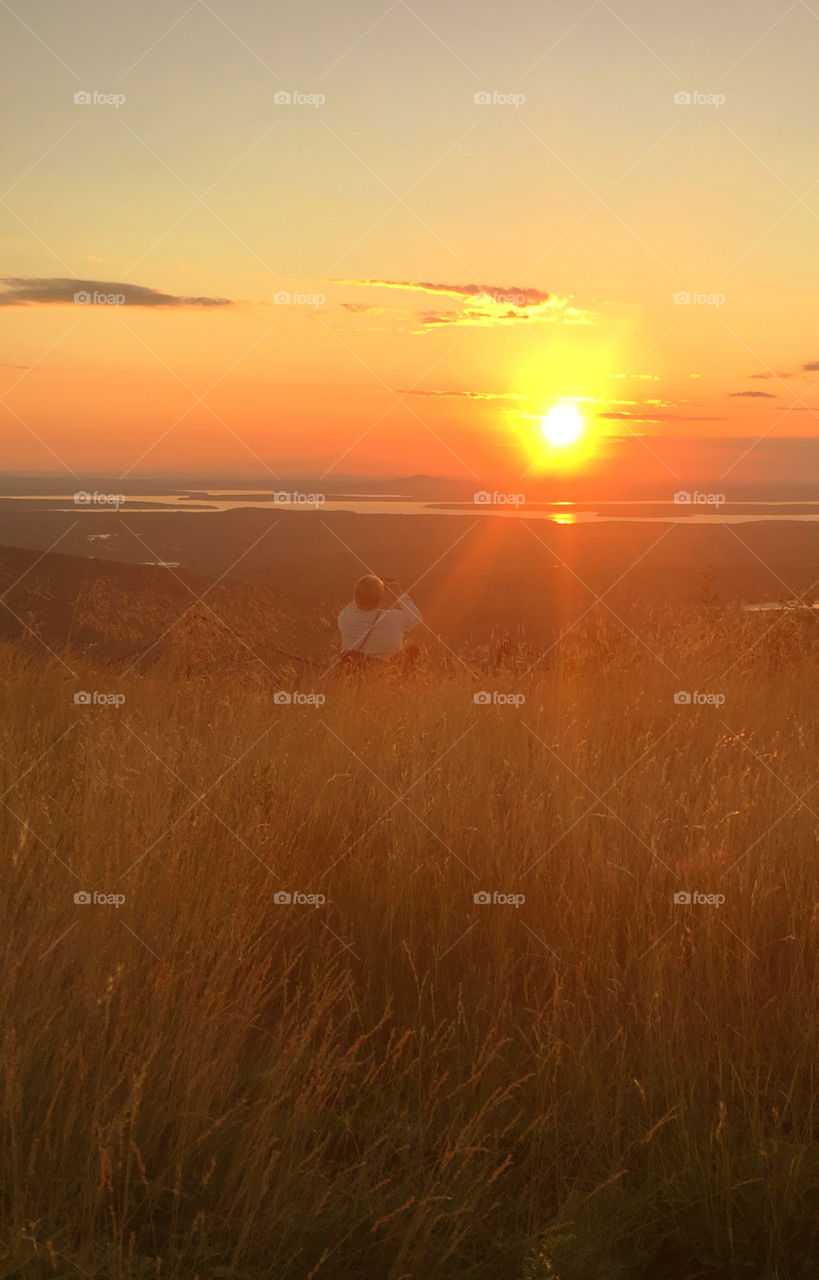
[4,2,819,485]
[2,4,817,1278]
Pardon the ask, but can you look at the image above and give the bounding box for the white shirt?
[338,594,421,660]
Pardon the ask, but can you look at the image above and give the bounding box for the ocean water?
[4,492,819,525]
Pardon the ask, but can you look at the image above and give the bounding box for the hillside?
[1,604,817,1278]
[1,512,816,666]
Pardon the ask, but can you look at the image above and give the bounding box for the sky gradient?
[2,0,819,483]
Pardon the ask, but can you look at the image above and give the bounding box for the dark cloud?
[0,278,233,307]
[749,360,819,379]
[729,390,776,398]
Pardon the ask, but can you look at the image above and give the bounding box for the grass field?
[1,601,817,1279]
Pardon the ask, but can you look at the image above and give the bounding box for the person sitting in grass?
[338,575,421,668]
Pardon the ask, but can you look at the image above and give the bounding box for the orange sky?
[2,0,818,483]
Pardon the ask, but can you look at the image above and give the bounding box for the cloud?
[340,303,394,315]
[335,278,549,305]
[334,277,595,328]
[607,398,672,407]
[729,390,776,398]
[0,278,233,307]
[418,309,465,326]
[395,388,528,401]
[599,411,728,422]
[749,359,819,379]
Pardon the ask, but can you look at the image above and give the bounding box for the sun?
[541,403,584,447]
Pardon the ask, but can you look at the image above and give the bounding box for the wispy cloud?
[599,411,728,422]
[394,388,529,401]
[0,278,233,307]
[340,303,392,315]
[333,278,594,328]
[335,278,549,305]
[749,358,819,379]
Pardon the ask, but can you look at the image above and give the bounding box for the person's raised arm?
[383,580,421,627]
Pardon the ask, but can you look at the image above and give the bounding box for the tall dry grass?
[1,603,817,1279]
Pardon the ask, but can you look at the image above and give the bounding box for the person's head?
[354,574,384,610]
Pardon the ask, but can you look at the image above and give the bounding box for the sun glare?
[541,403,584,447]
